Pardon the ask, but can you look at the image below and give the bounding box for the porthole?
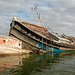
[3,40,6,43]
[19,44,20,46]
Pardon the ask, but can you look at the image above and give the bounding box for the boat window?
[19,44,20,46]
[3,40,6,43]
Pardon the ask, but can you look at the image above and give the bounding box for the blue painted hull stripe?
[38,43,68,53]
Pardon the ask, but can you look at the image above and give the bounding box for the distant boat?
[9,17,75,53]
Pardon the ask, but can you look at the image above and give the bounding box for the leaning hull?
[10,26,69,53]
[10,27,40,51]
[9,20,75,53]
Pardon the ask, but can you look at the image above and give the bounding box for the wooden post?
[51,48,53,53]
[51,52,54,59]
[49,40,50,52]
[42,37,43,49]
[46,39,47,51]
[51,41,54,53]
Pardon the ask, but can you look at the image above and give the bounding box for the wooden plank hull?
[9,21,75,53]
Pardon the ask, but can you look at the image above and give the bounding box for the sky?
[0,0,75,37]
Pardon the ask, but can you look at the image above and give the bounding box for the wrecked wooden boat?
[0,35,31,55]
[9,17,75,53]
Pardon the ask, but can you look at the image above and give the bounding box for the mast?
[31,6,45,28]
[31,6,54,33]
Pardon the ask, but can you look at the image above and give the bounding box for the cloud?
[0,0,75,37]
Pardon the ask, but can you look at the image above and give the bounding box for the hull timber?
[9,18,75,52]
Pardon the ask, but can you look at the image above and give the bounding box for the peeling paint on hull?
[0,35,32,55]
[0,45,31,55]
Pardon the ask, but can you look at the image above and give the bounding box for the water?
[0,51,75,75]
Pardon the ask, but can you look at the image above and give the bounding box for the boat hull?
[9,21,75,53]
[9,24,69,53]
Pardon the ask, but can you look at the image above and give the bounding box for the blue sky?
[0,0,75,37]
[17,11,29,18]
